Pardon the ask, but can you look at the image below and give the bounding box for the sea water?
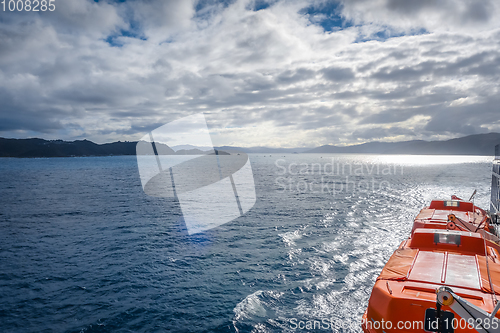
[0,154,493,332]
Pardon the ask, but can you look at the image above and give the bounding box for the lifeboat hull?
[362,199,500,332]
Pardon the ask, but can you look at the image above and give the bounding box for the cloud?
[340,0,500,33]
[322,66,355,82]
[0,0,499,146]
[423,96,500,135]
[352,126,417,140]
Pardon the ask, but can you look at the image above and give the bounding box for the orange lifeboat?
[362,147,500,333]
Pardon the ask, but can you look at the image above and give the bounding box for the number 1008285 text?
[1,0,55,11]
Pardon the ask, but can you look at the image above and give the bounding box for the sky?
[0,0,499,148]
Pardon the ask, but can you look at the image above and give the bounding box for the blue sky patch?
[251,0,275,11]
[299,1,353,32]
[105,20,146,47]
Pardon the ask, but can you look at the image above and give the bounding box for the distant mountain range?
[218,133,500,155]
[0,132,499,157]
[306,132,500,155]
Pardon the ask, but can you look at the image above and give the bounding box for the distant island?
[0,132,499,157]
[0,138,227,158]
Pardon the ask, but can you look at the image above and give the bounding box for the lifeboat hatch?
[408,252,481,290]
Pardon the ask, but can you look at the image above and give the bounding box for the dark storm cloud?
[424,97,500,135]
[385,0,437,14]
[403,92,467,108]
[322,67,355,82]
[277,68,316,84]
[0,90,64,132]
[371,51,500,82]
[371,61,435,82]
[341,0,498,31]
[0,112,63,132]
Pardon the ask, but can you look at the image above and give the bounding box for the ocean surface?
[0,154,495,333]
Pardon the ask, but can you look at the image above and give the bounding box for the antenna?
[469,189,477,201]
[490,144,500,224]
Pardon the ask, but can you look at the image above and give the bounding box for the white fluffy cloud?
[0,0,499,147]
